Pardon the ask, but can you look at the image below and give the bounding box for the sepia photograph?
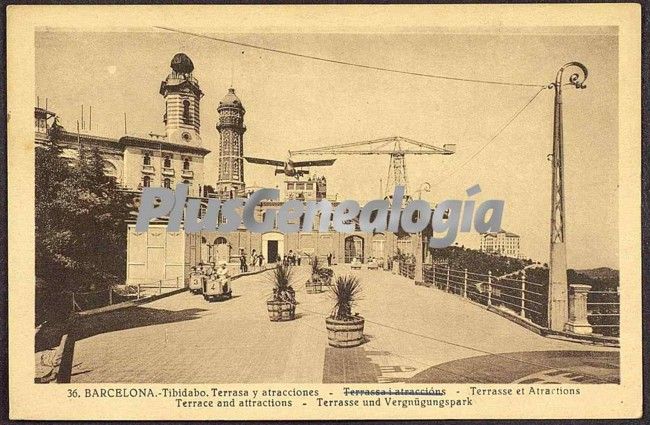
[33,25,622,385]
[7,4,643,421]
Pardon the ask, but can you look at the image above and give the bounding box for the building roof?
[48,131,210,156]
[119,135,210,155]
[218,88,245,110]
[34,107,55,119]
[481,229,520,238]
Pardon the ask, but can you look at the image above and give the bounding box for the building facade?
[35,53,211,198]
[479,230,521,258]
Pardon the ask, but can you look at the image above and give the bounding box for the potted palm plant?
[266,264,296,321]
[325,275,364,347]
[306,256,325,293]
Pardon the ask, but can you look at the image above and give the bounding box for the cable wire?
[154,26,547,88]
[430,86,548,191]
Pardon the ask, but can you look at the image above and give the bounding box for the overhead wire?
[154,26,548,88]
[429,86,548,192]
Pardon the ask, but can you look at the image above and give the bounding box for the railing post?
[520,271,526,318]
[137,284,141,300]
[432,264,436,287]
[176,276,180,288]
[487,271,492,307]
[159,280,162,295]
[446,267,450,292]
[109,288,113,305]
[463,269,468,298]
[565,284,593,334]
[71,292,76,312]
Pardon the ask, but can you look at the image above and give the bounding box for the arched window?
[183,158,191,170]
[143,176,151,187]
[183,99,191,124]
[143,153,151,166]
[163,178,171,189]
[163,155,171,168]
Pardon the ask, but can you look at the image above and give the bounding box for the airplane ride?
[243,157,336,178]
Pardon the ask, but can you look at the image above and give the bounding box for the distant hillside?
[574,267,619,281]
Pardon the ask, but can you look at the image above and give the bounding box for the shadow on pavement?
[406,350,619,384]
[323,346,382,383]
[72,306,208,342]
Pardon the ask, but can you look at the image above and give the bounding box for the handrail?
[403,260,619,338]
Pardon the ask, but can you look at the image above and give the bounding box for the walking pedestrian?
[250,249,257,270]
[239,251,247,273]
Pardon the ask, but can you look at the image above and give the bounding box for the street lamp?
[414,182,431,285]
[547,62,588,332]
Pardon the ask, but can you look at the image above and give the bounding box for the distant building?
[285,175,329,200]
[479,230,521,258]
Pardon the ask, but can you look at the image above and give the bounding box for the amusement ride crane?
[289,136,456,201]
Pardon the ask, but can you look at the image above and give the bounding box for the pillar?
[564,284,592,334]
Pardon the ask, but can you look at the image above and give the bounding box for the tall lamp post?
[548,62,588,332]
[414,182,431,285]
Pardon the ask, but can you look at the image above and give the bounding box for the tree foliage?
[35,122,132,323]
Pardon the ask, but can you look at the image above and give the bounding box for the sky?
[35,28,619,269]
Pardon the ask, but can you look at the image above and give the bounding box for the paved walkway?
[70,266,618,383]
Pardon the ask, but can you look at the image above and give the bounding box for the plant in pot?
[325,275,364,348]
[318,267,334,286]
[266,264,297,321]
[306,256,324,294]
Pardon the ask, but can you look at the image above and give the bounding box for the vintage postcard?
[7,4,642,420]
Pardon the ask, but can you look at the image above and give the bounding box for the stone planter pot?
[325,316,365,348]
[266,300,296,321]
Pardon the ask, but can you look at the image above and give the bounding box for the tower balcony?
[181,169,194,179]
[141,164,155,174]
[162,167,175,177]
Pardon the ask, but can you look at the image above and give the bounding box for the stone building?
[36,52,419,285]
[479,229,521,258]
[35,53,210,198]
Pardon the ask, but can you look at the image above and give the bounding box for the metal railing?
[70,276,183,313]
[397,261,619,338]
[417,263,548,328]
[586,290,620,337]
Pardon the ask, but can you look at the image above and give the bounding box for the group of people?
[233,248,338,272]
[192,261,230,281]
[238,249,266,273]
[281,250,301,266]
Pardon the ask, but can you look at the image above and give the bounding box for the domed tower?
[216,87,246,195]
[159,53,204,146]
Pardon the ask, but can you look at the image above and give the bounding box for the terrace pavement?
[70,265,618,384]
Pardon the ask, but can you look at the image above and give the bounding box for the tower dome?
[218,88,245,110]
[170,53,194,74]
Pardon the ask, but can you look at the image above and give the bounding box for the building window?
[183,158,191,170]
[164,155,171,168]
[143,176,151,187]
[183,99,191,124]
[143,153,151,166]
[163,178,171,189]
